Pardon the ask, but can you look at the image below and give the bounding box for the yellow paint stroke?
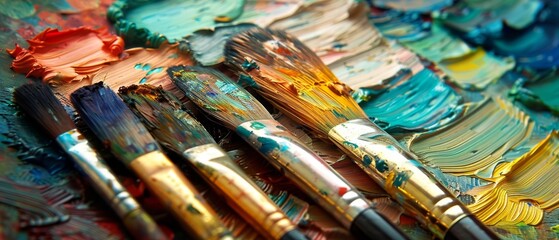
[466,131,559,225]
[438,48,515,90]
[409,98,534,177]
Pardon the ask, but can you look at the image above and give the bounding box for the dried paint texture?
[409,98,534,177]
[467,132,559,225]
[184,24,257,66]
[270,0,382,65]
[437,48,515,90]
[369,9,431,42]
[440,0,542,35]
[372,0,452,12]
[400,24,474,62]
[109,0,303,47]
[328,44,423,90]
[357,69,463,133]
[54,43,192,100]
[511,73,559,115]
[7,27,124,85]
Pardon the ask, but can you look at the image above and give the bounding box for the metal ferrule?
[183,143,296,240]
[56,129,141,217]
[237,119,370,228]
[129,151,233,240]
[329,118,470,238]
[57,129,166,239]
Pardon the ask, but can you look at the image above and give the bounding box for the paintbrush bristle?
[70,82,160,163]
[14,83,75,139]
[119,84,216,153]
[224,28,367,135]
[168,65,273,129]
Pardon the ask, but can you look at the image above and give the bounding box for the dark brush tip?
[445,215,500,240]
[350,208,409,240]
[70,82,160,163]
[279,229,308,240]
[14,83,75,138]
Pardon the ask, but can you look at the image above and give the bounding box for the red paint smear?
[7,27,123,84]
[337,187,347,196]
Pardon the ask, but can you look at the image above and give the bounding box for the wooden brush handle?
[129,151,232,240]
[183,143,298,240]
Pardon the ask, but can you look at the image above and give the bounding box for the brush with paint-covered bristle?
[169,65,408,240]
[224,27,500,240]
[13,82,167,240]
[118,84,306,240]
[69,82,233,240]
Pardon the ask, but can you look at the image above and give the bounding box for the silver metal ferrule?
[56,129,140,217]
[237,119,370,228]
[329,118,470,238]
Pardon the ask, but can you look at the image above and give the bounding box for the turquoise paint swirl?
[357,69,463,133]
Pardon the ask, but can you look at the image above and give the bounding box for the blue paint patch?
[250,121,266,130]
[242,59,259,71]
[363,155,372,166]
[238,74,259,88]
[146,67,163,75]
[343,141,358,149]
[257,137,279,155]
[236,126,252,138]
[393,170,412,188]
[374,155,389,173]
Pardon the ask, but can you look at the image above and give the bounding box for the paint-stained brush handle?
[129,151,233,240]
[56,130,167,240]
[183,143,302,240]
[329,119,498,239]
[237,119,407,239]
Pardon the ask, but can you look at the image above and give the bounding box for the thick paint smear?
[357,69,463,133]
[185,24,257,66]
[54,43,192,100]
[437,48,515,90]
[466,131,559,225]
[329,44,422,90]
[109,0,304,47]
[7,27,124,85]
[270,0,382,65]
[511,73,559,115]
[371,0,452,12]
[409,98,534,177]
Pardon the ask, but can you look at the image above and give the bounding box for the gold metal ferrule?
[329,119,470,238]
[237,119,371,228]
[129,151,233,240]
[56,129,165,239]
[183,143,296,240]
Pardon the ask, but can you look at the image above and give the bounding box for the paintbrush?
[169,65,409,240]
[13,83,167,240]
[223,27,500,240]
[69,82,233,240]
[118,84,307,240]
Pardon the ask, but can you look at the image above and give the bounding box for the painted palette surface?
[1,0,559,239]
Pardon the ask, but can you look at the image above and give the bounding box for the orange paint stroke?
[53,43,193,101]
[7,27,124,85]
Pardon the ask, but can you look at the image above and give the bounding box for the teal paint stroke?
[511,73,559,116]
[371,0,452,12]
[108,0,245,47]
[184,23,256,66]
[358,69,463,133]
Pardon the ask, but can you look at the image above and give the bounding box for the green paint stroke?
[250,121,265,130]
[511,73,559,115]
[108,0,245,47]
[0,0,35,19]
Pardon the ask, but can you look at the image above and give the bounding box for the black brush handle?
[280,229,308,240]
[445,216,500,240]
[350,208,409,240]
